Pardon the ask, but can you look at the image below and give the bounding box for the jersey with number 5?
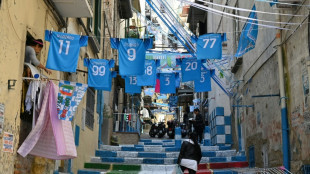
[110,38,153,76]
[84,58,114,89]
[45,30,88,72]
[181,58,201,82]
[194,68,212,92]
[192,33,225,60]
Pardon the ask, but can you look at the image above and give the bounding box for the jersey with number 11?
[45,30,88,72]
[110,38,153,76]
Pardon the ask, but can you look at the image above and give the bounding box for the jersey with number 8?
[137,60,157,87]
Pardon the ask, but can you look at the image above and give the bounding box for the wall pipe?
[276,12,290,171]
[251,94,280,98]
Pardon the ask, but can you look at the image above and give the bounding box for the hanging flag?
[124,76,141,94]
[84,58,114,90]
[192,33,226,59]
[194,68,212,92]
[137,59,157,86]
[57,81,88,121]
[45,30,88,72]
[235,5,258,58]
[168,96,178,108]
[181,58,202,82]
[110,38,153,76]
[160,73,176,94]
[155,78,160,93]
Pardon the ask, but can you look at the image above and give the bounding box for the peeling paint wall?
[209,0,310,172]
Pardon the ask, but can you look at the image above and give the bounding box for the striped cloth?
[17,81,76,159]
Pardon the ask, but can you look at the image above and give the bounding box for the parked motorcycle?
[180,123,188,138]
[167,120,175,139]
[149,123,159,137]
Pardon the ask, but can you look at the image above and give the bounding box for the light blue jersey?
[125,76,141,94]
[110,38,153,76]
[194,69,212,92]
[160,73,176,94]
[45,30,88,72]
[137,60,157,87]
[96,71,117,91]
[84,58,114,90]
[192,33,226,60]
[181,58,201,82]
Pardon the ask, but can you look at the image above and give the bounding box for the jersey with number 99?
[45,30,88,72]
[84,58,114,90]
[110,38,153,76]
[192,33,225,60]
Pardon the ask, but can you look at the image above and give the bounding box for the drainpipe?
[97,90,104,149]
[276,13,290,171]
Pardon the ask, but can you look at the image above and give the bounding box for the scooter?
[167,120,175,139]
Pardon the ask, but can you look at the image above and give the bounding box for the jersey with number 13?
[45,30,88,72]
[110,38,153,76]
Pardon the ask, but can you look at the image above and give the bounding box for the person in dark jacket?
[177,132,202,174]
[194,108,204,144]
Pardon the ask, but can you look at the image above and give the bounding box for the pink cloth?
[155,79,160,93]
[18,81,77,160]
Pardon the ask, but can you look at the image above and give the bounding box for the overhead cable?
[197,0,306,17]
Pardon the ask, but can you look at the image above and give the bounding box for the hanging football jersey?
[84,58,114,90]
[45,30,88,72]
[194,68,212,92]
[124,76,141,94]
[110,38,153,76]
[191,33,226,60]
[181,58,202,82]
[160,73,176,94]
[96,71,117,91]
[137,59,157,87]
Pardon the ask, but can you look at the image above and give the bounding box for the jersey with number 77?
[45,30,88,72]
[110,38,153,76]
[192,33,226,60]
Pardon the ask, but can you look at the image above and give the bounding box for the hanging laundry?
[194,68,212,92]
[180,58,202,82]
[57,80,88,121]
[25,81,40,112]
[110,38,153,76]
[191,33,226,60]
[137,59,157,87]
[18,81,77,160]
[45,30,88,72]
[159,73,177,94]
[84,58,115,90]
[124,76,141,94]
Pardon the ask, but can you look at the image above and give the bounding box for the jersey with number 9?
[110,38,153,76]
[45,30,88,72]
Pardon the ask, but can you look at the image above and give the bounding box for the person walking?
[193,108,204,144]
[177,132,202,174]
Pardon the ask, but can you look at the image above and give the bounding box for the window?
[0,0,2,8]
[87,0,101,44]
[86,87,95,130]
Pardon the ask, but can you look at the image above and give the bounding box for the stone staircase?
[77,138,248,174]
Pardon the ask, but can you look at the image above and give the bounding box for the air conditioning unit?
[275,0,302,8]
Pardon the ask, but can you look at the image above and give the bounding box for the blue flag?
[235,5,258,58]
[124,76,141,94]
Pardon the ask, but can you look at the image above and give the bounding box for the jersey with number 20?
[45,30,88,72]
[110,38,153,76]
